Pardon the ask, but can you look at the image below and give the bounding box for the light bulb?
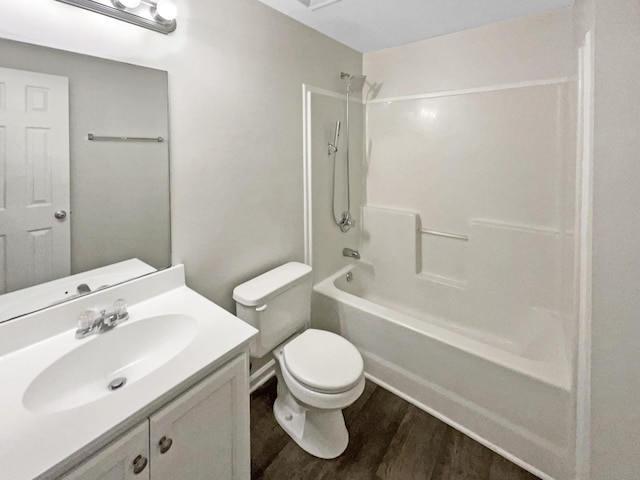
[112,0,141,8]
[153,0,177,21]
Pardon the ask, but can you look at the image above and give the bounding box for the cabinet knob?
[132,455,148,474]
[158,435,173,454]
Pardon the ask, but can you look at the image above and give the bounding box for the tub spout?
[343,248,360,260]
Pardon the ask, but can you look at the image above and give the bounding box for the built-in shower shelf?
[470,219,564,237]
[416,272,467,290]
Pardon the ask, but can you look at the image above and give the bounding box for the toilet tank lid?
[233,262,312,306]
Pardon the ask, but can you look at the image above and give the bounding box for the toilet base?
[273,387,349,459]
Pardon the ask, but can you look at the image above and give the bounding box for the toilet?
[233,262,365,459]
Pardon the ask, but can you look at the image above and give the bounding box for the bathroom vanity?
[0,266,257,479]
[63,354,247,479]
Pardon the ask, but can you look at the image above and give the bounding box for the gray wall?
[0,39,171,273]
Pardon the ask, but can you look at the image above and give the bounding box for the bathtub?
[313,264,575,480]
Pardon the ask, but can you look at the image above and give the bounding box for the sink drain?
[108,377,127,391]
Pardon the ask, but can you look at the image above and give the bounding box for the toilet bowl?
[272,329,364,458]
[233,262,364,458]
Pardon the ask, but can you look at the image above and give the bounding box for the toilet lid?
[283,329,364,393]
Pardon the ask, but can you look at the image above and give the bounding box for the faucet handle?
[113,298,128,320]
[77,310,96,331]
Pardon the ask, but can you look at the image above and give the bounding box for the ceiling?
[257,0,575,53]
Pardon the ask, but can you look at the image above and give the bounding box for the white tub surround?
[301,10,584,480]
[0,265,257,480]
[352,206,572,389]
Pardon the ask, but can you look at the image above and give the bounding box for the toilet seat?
[282,329,364,394]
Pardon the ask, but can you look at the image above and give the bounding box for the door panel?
[61,422,150,480]
[0,66,70,293]
[150,355,250,480]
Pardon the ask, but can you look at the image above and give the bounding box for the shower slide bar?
[418,228,469,241]
[88,134,164,142]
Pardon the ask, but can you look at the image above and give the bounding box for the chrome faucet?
[75,298,129,339]
[343,247,360,260]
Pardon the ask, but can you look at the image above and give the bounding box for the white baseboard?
[250,359,276,393]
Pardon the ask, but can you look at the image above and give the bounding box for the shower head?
[340,72,367,93]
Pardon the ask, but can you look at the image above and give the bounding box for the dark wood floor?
[250,378,540,480]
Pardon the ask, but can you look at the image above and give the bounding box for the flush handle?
[158,436,173,454]
[132,455,148,474]
[256,304,267,312]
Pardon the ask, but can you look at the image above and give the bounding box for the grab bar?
[418,228,468,241]
[88,134,164,142]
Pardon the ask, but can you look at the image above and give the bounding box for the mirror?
[0,38,170,323]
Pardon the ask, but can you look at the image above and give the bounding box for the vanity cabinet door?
[61,422,150,480]
[149,354,250,480]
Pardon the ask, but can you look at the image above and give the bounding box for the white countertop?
[0,265,257,479]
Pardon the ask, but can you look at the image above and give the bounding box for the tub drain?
[108,377,127,391]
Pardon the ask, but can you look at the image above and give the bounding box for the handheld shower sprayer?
[333,120,341,149]
[328,120,341,155]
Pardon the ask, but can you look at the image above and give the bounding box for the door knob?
[54,210,67,220]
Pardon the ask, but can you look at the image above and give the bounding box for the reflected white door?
[0,67,70,294]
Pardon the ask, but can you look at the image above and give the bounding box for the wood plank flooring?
[250,378,540,480]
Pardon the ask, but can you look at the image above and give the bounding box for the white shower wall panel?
[468,220,566,328]
[366,83,576,233]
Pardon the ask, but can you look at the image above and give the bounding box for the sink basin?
[23,314,198,414]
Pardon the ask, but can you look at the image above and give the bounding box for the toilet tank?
[233,262,312,357]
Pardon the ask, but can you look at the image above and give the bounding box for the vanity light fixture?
[55,0,177,34]
[112,0,140,8]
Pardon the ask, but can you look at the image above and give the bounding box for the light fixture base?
[55,0,177,34]
[298,0,343,11]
